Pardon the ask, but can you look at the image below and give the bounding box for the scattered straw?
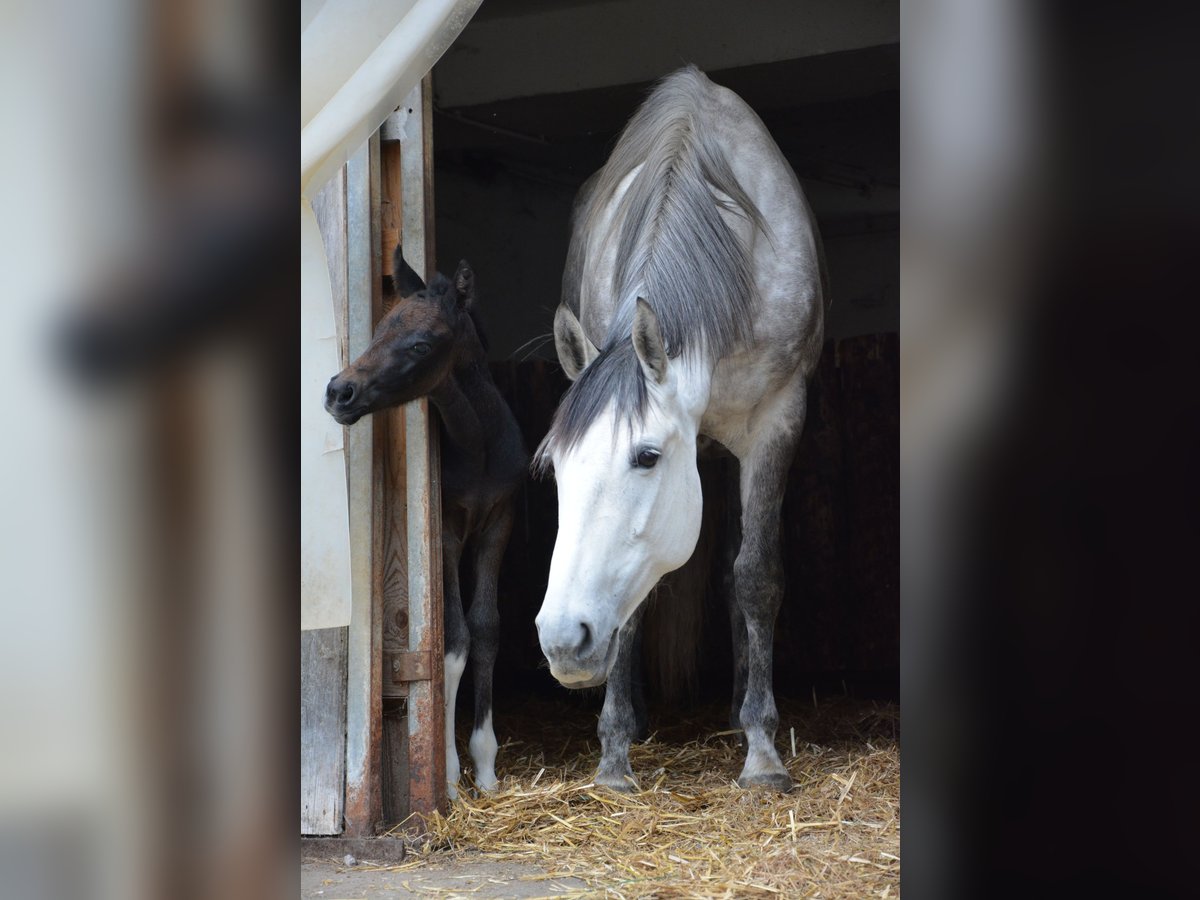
[394,694,899,898]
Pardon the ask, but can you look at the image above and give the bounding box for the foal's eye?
[411,341,431,357]
[634,448,661,469]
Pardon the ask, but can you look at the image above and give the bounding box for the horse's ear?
[453,260,475,309]
[393,245,426,298]
[553,304,597,381]
[632,297,668,384]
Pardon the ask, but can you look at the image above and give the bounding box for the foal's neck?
[428,336,493,467]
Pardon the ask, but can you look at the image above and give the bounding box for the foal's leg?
[733,421,802,791]
[596,604,647,791]
[442,527,470,800]
[465,504,513,792]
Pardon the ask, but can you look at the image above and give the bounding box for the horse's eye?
[634,448,661,469]
[411,341,431,357]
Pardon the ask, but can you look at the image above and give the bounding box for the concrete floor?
[301,854,589,899]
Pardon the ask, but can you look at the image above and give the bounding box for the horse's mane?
[536,66,764,473]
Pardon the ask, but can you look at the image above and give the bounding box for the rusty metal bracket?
[386,650,432,683]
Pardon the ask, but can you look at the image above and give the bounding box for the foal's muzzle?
[325,374,366,424]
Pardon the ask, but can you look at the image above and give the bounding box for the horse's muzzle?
[536,617,620,689]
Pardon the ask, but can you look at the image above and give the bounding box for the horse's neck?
[429,347,504,468]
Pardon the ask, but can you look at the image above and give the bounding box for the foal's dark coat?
[325,248,527,794]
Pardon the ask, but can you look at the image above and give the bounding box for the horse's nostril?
[337,384,356,406]
[577,622,593,656]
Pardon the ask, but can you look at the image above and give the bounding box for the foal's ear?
[393,245,426,298]
[632,297,668,384]
[553,304,598,381]
[452,260,475,309]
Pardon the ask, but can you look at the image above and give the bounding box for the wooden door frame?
[340,75,445,837]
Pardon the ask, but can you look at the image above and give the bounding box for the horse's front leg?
[720,466,748,736]
[442,527,469,800]
[596,604,646,791]
[465,504,513,793]
[732,427,800,791]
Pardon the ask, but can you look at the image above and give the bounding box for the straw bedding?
[381,693,899,898]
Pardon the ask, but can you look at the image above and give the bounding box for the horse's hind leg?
[442,529,469,800]
[733,419,802,791]
[465,505,512,792]
[596,604,647,791]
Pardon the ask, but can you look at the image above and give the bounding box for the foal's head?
[325,251,479,426]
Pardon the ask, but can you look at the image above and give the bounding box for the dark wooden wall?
[481,332,898,709]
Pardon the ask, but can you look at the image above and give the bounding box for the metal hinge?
[386,650,432,683]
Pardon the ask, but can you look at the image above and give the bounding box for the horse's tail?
[640,454,727,706]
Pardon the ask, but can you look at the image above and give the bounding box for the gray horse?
[534,66,826,791]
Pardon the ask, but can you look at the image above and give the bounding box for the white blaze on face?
[536,402,703,686]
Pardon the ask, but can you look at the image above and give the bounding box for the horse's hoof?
[595,770,639,792]
[737,770,794,792]
[474,774,498,793]
[447,782,460,801]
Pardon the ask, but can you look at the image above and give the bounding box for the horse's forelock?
[533,339,648,478]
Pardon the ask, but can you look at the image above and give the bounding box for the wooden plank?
[378,120,410,825]
[301,171,351,836]
[423,75,435,259]
[403,402,444,817]
[301,628,348,833]
[380,140,403,274]
[377,270,409,696]
[343,136,383,837]
[378,125,410,698]
[401,75,447,820]
[381,699,410,824]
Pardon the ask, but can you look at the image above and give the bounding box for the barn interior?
[421,0,898,736]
